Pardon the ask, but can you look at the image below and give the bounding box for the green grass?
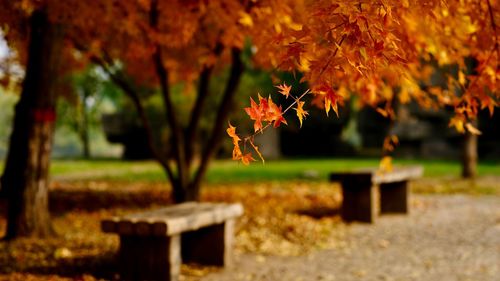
[17,158,494,183]
[0,158,498,183]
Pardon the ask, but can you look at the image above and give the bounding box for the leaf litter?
[0,180,347,280]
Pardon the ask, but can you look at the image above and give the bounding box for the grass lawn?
[37,157,500,183]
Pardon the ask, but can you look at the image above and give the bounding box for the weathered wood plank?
[330,166,423,185]
[372,166,423,184]
[102,202,244,236]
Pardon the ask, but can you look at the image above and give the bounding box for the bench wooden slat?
[329,166,423,185]
[372,166,423,184]
[101,202,243,236]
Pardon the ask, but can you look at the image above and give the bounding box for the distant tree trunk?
[80,90,91,159]
[461,120,478,178]
[0,9,63,239]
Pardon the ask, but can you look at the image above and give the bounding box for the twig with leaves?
[227,84,310,165]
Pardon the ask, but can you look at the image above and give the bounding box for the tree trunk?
[81,90,91,159]
[0,9,63,239]
[172,181,201,203]
[461,121,478,179]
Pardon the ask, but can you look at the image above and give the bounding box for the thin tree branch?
[185,43,224,165]
[191,48,244,192]
[112,77,175,181]
[185,67,213,165]
[319,34,347,77]
[95,58,175,184]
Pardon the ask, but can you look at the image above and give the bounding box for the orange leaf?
[314,84,342,117]
[227,122,242,160]
[276,83,292,98]
[383,135,399,152]
[266,96,287,127]
[273,115,288,128]
[244,97,263,132]
[240,153,256,166]
[226,122,240,142]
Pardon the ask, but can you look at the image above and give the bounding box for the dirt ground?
[202,195,500,281]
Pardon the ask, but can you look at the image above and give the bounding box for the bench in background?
[102,202,244,281]
[330,166,423,223]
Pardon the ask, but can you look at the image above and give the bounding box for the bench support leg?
[341,182,378,223]
[182,219,235,267]
[380,181,408,214]
[119,234,181,281]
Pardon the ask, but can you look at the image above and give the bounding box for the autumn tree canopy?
[0,0,498,198]
[228,0,499,164]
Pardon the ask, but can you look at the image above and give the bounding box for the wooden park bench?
[330,166,423,223]
[101,202,244,281]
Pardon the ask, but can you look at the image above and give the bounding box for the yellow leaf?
[294,101,308,128]
[379,156,393,173]
[458,71,466,86]
[238,12,253,27]
[449,117,465,133]
[275,83,292,98]
[359,47,368,61]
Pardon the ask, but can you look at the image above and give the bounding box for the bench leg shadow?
[341,183,378,223]
[119,235,181,281]
[379,181,408,214]
[181,219,235,267]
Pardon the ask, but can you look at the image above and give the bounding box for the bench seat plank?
[329,166,423,185]
[102,202,244,236]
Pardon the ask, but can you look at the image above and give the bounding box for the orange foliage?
[228,0,499,164]
[0,0,497,165]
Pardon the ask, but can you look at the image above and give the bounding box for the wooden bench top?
[329,166,423,185]
[101,202,244,236]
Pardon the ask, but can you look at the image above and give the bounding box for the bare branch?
[185,43,224,165]
[98,61,176,184]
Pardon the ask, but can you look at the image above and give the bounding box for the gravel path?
[202,195,500,281]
